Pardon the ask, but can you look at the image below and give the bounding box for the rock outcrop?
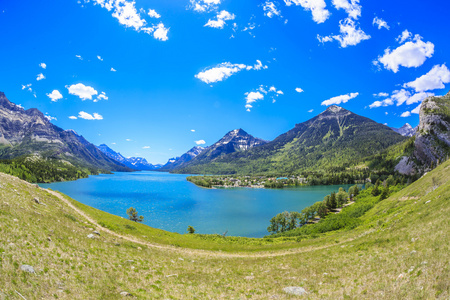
[395,91,450,175]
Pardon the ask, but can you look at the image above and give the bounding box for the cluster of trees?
[268,185,361,234]
[0,156,93,183]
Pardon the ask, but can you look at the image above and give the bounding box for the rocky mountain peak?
[319,105,352,119]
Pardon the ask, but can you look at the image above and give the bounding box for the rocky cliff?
[395,91,450,175]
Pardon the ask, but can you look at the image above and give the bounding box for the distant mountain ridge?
[0,92,130,172]
[391,123,416,137]
[97,144,161,170]
[159,146,204,171]
[175,105,407,175]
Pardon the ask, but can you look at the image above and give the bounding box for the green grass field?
[0,160,449,299]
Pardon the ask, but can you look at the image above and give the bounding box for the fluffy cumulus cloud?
[142,146,151,149]
[318,18,370,48]
[245,85,283,111]
[195,139,206,145]
[69,116,78,120]
[374,33,434,73]
[148,9,160,18]
[332,0,361,20]
[46,90,63,102]
[404,64,450,92]
[195,60,268,84]
[191,129,196,132]
[204,10,235,29]
[22,83,33,92]
[95,91,109,102]
[189,0,221,12]
[373,17,389,30]
[67,83,98,100]
[76,55,83,60]
[36,73,45,81]
[411,104,421,114]
[39,63,47,69]
[263,1,282,18]
[111,67,117,72]
[284,0,330,24]
[369,89,434,108]
[91,0,168,41]
[321,92,358,106]
[78,111,103,120]
[295,87,304,93]
[153,23,169,41]
[97,55,103,61]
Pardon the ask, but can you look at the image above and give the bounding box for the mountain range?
[0,92,130,173]
[391,123,416,137]
[174,105,407,175]
[97,144,161,171]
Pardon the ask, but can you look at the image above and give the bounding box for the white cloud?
[45,114,57,121]
[373,92,389,97]
[153,22,169,41]
[195,61,268,84]
[263,1,282,18]
[321,92,358,106]
[69,116,77,120]
[284,0,330,24]
[39,63,47,69]
[205,10,235,29]
[46,90,63,102]
[191,129,196,132]
[36,73,45,81]
[126,139,132,141]
[308,109,314,113]
[404,64,450,92]
[373,17,389,30]
[319,18,370,48]
[189,0,221,12]
[332,0,361,20]
[67,83,98,100]
[142,146,151,149]
[22,83,33,93]
[400,111,411,117]
[195,140,206,145]
[369,89,434,108]
[91,0,168,41]
[97,55,103,61]
[396,30,412,44]
[411,104,421,114]
[245,85,283,111]
[76,55,83,60]
[295,87,304,93]
[374,34,434,73]
[111,67,117,72]
[95,92,109,102]
[78,111,103,120]
[148,9,161,18]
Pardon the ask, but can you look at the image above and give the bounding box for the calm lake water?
[40,172,353,238]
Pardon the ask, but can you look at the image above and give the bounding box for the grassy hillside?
[0,160,449,299]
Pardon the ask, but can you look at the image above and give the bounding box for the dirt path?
[44,188,354,259]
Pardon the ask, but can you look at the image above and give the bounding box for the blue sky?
[0,0,449,164]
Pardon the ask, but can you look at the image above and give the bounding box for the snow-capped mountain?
[391,123,417,137]
[97,144,161,170]
[159,146,205,171]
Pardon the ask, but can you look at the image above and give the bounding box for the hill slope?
[0,158,448,298]
[177,106,406,175]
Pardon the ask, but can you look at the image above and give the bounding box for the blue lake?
[40,172,353,238]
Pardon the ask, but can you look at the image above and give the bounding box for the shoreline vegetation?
[186,173,414,189]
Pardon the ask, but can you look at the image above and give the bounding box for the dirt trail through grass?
[44,188,353,258]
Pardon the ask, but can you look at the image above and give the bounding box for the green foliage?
[187,226,196,234]
[126,207,144,222]
[0,156,93,183]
